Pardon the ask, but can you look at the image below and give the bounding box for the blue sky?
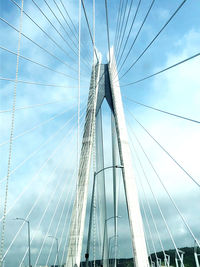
[0,0,200,266]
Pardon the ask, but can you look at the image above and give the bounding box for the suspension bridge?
[0,0,200,266]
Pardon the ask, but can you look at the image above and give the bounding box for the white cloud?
[155,8,170,21]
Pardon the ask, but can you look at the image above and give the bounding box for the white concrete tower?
[66,50,149,267]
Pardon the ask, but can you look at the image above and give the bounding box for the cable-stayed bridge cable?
[127,109,200,188]
[0,46,78,75]
[32,0,80,61]
[118,0,155,75]
[53,0,78,45]
[126,124,184,265]
[0,0,24,263]
[56,182,76,266]
[0,17,78,71]
[130,129,200,249]
[52,0,92,69]
[10,150,69,266]
[59,0,78,34]
[45,0,78,50]
[0,112,86,222]
[105,0,111,62]
[60,184,76,264]
[43,0,78,50]
[44,168,75,266]
[92,0,97,263]
[19,161,76,266]
[58,0,94,65]
[75,0,82,261]
[120,0,187,80]
[116,0,142,68]
[53,0,93,66]
[127,122,169,263]
[2,136,68,262]
[0,77,87,88]
[114,0,125,56]
[113,0,122,52]
[1,117,83,262]
[0,106,86,185]
[120,52,200,86]
[0,108,75,147]
[1,76,78,84]
[139,186,159,263]
[115,0,128,59]
[115,0,134,62]
[81,0,98,60]
[51,171,77,266]
[130,139,169,263]
[124,96,200,124]
[0,100,67,114]
[10,0,82,68]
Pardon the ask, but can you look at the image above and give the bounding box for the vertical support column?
[194,242,200,267]
[108,48,149,267]
[111,113,119,267]
[66,61,101,267]
[165,254,170,267]
[85,172,96,267]
[194,252,200,267]
[175,249,184,267]
[96,109,109,267]
[111,113,117,234]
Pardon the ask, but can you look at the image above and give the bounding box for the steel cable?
[114,0,125,56]
[130,139,169,264]
[0,17,78,72]
[0,46,77,75]
[120,0,187,80]
[0,105,86,185]
[127,109,200,188]
[2,116,84,262]
[105,0,111,62]
[127,124,185,265]
[124,96,200,124]
[115,0,128,59]
[116,0,142,68]
[0,100,66,114]
[32,0,77,56]
[19,163,76,267]
[121,52,200,87]
[113,0,122,52]
[10,0,80,68]
[52,0,92,69]
[0,108,75,147]
[115,0,134,62]
[0,1,24,263]
[130,127,200,249]
[81,0,98,60]
[118,0,155,75]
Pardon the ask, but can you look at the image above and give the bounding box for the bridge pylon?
[66,48,149,267]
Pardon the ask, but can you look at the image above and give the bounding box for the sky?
[0,0,200,266]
